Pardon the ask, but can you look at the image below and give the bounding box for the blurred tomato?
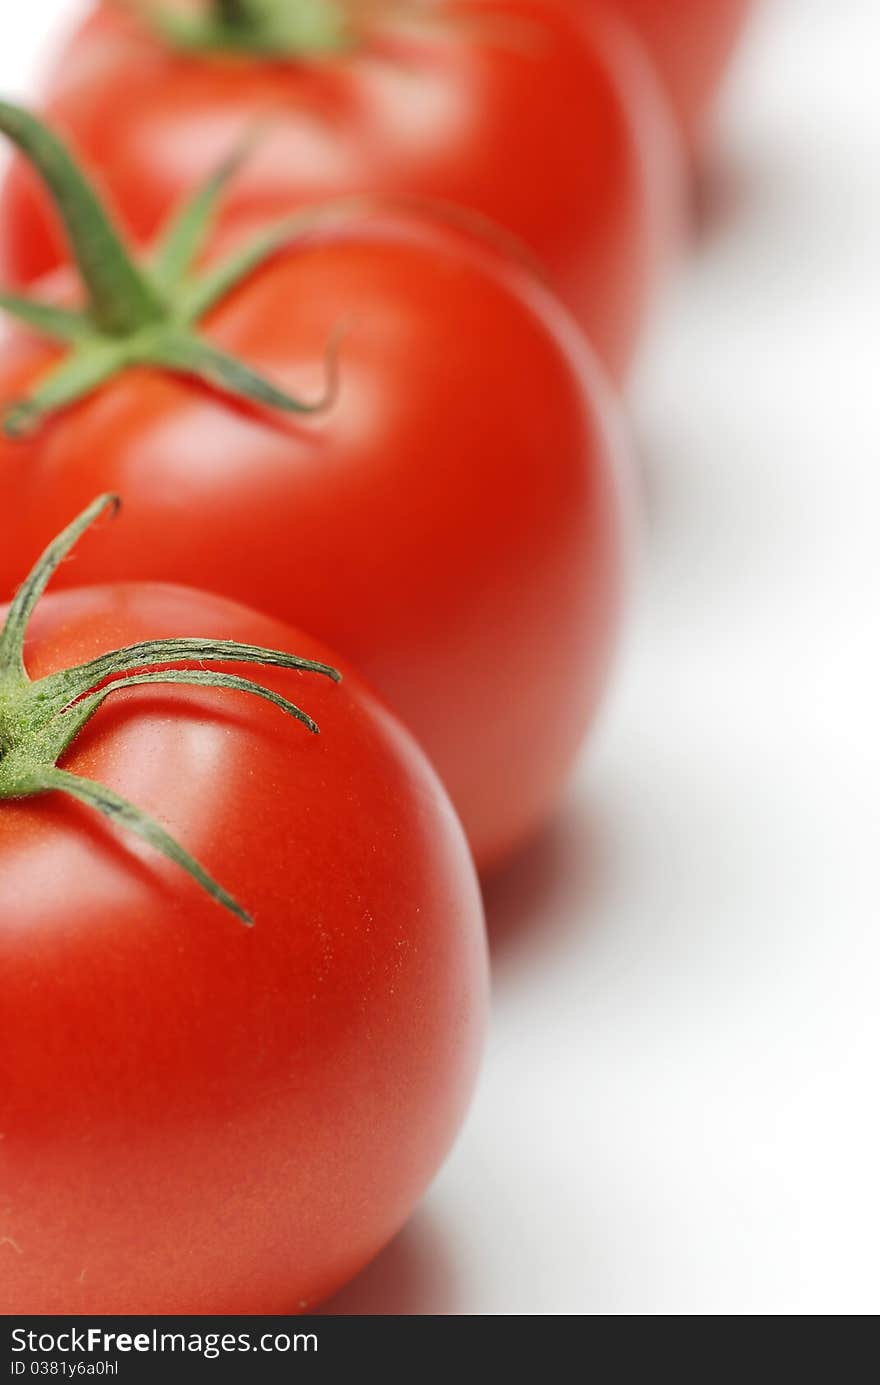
[594,0,752,141]
[0,0,683,377]
[0,205,631,872]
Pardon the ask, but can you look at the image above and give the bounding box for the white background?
[3,1,878,1315]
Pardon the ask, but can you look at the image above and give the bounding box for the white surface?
[2,0,878,1317]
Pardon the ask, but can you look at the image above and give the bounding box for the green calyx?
[0,101,339,437]
[0,495,341,922]
[136,0,353,59]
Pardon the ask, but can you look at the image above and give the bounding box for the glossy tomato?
[0,206,630,873]
[0,0,683,377]
[0,576,488,1314]
[594,0,752,142]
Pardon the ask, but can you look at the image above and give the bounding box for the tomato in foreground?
[0,0,683,377]
[595,0,752,142]
[0,105,631,873]
[0,499,488,1315]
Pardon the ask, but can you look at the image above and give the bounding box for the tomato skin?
[0,0,682,377]
[0,210,629,873]
[595,0,752,141]
[0,582,487,1315]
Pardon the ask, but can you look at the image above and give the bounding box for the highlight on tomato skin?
[0,99,634,876]
[0,558,489,1315]
[0,0,685,380]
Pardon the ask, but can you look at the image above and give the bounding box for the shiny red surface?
[0,0,683,376]
[0,582,488,1314]
[0,208,630,870]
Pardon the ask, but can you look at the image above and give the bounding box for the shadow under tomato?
[483,796,606,990]
[690,149,749,245]
[319,1212,457,1315]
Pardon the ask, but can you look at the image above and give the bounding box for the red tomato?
[594,0,752,141]
[0,207,630,874]
[0,0,683,377]
[0,578,487,1314]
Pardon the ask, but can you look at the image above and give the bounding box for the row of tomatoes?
[0,0,750,1315]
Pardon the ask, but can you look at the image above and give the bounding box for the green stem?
[37,636,339,724]
[151,135,257,290]
[0,494,118,678]
[151,331,339,415]
[45,768,255,924]
[3,344,129,439]
[0,101,343,434]
[0,103,164,336]
[0,294,91,344]
[0,496,341,922]
[215,0,260,25]
[146,0,352,57]
[58,668,322,746]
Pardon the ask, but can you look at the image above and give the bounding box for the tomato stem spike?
[176,214,305,321]
[0,494,119,679]
[42,768,255,925]
[151,331,340,415]
[151,128,266,291]
[0,101,345,435]
[0,294,92,344]
[53,671,323,757]
[140,0,352,58]
[216,0,265,28]
[0,496,341,922]
[39,637,341,715]
[3,344,132,439]
[0,102,165,336]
